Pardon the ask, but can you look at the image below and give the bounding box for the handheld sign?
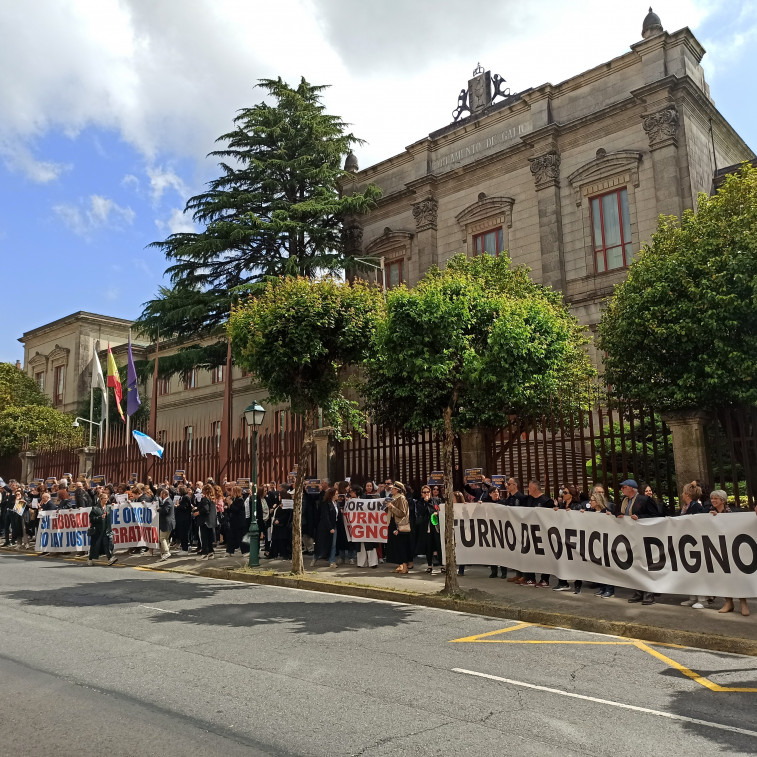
[491,474,507,490]
[236,477,251,489]
[287,470,297,486]
[90,474,106,487]
[305,479,321,495]
[63,472,73,482]
[128,472,138,485]
[174,470,186,484]
[428,471,445,486]
[464,468,484,486]
[281,498,294,510]
[45,477,57,490]
[77,473,88,483]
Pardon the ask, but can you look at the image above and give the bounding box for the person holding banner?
[12,487,29,550]
[386,482,412,574]
[175,485,193,555]
[158,489,175,561]
[417,485,442,574]
[194,484,216,560]
[709,490,751,616]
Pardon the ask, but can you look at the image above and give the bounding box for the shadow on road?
[1,573,418,635]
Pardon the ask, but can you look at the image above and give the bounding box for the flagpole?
[88,383,94,446]
[126,329,131,444]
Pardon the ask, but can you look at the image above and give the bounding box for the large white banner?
[35,503,159,553]
[441,502,757,597]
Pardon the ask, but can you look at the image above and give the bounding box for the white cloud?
[104,286,120,301]
[0,0,729,178]
[155,207,196,236]
[53,194,135,237]
[0,138,70,182]
[146,164,188,203]
[121,173,140,191]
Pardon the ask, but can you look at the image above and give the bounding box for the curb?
[157,563,757,657]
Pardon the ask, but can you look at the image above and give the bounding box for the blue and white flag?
[132,430,164,458]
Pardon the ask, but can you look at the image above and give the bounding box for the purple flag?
[126,336,141,417]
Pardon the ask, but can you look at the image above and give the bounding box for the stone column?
[459,427,488,474]
[76,446,98,479]
[412,194,439,276]
[642,102,683,218]
[19,451,36,484]
[661,410,713,492]
[529,149,566,293]
[313,427,337,483]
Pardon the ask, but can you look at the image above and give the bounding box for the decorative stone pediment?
[341,223,363,253]
[567,149,643,206]
[412,196,438,231]
[28,351,48,370]
[642,104,679,150]
[529,151,561,189]
[48,344,70,363]
[364,228,414,260]
[456,195,514,229]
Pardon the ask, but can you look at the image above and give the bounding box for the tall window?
[53,366,65,405]
[211,365,224,384]
[35,371,45,391]
[184,425,193,454]
[158,376,170,396]
[157,429,166,445]
[591,188,633,272]
[183,369,197,390]
[211,420,222,450]
[385,259,403,290]
[473,227,504,257]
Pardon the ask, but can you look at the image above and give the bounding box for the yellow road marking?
[452,624,757,693]
[634,640,757,693]
[451,622,534,642]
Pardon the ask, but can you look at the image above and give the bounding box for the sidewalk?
[8,545,757,656]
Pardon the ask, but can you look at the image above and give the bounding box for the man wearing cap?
[618,479,661,605]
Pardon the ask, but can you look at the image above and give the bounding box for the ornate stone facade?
[642,104,680,148]
[412,196,439,231]
[529,151,561,189]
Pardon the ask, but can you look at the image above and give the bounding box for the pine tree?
[137,77,381,374]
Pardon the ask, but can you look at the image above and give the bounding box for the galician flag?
[132,430,164,458]
[91,344,107,398]
[126,335,141,417]
[107,344,125,421]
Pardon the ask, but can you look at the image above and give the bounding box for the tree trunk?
[290,406,315,575]
[442,401,460,595]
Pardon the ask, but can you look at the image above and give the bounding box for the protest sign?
[90,474,105,486]
[440,501,757,597]
[115,493,129,505]
[343,498,389,542]
[236,477,250,489]
[491,474,506,490]
[35,502,159,552]
[174,470,186,484]
[281,498,294,510]
[428,471,444,486]
[45,477,57,490]
[464,468,484,486]
[13,500,26,517]
[287,469,297,486]
[305,479,321,495]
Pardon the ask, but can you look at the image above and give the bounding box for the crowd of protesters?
[1,472,753,616]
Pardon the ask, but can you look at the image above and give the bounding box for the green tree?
[0,363,83,456]
[228,276,384,574]
[0,405,82,456]
[598,163,757,410]
[137,77,381,377]
[364,254,593,594]
[0,362,48,408]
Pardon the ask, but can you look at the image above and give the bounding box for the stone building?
[341,9,754,366]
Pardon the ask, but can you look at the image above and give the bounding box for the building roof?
[18,311,134,343]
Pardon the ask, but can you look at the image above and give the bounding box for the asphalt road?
[1,552,757,757]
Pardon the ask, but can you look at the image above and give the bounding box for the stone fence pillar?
[19,451,37,484]
[313,427,337,483]
[76,446,98,480]
[661,411,713,493]
[459,427,488,476]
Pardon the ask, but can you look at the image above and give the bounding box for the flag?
[91,343,107,400]
[132,430,164,458]
[126,335,141,417]
[107,344,124,421]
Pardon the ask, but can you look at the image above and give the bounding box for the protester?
[175,485,193,555]
[522,479,554,587]
[313,487,338,567]
[417,485,442,575]
[194,483,216,559]
[225,486,246,555]
[486,486,508,579]
[553,484,585,592]
[386,481,412,574]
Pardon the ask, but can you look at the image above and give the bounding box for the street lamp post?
[73,417,102,447]
[244,402,266,567]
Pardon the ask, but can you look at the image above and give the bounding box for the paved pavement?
[2,551,757,756]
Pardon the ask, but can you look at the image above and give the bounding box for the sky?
[1,0,755,363]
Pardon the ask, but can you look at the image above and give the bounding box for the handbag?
[398,521,411,533]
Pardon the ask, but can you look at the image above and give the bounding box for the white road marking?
[138,605,180,614]
[452,668,757,739]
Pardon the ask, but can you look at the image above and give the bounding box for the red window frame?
[184,425,193,454]
[183,369,196,391]
[473,227,504,257]
[53,365,64,405]
[158,376,170,396]
[590,188,633,272]
[211,365,224,384]
[384,259,404,290]
[35,371,45,391]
